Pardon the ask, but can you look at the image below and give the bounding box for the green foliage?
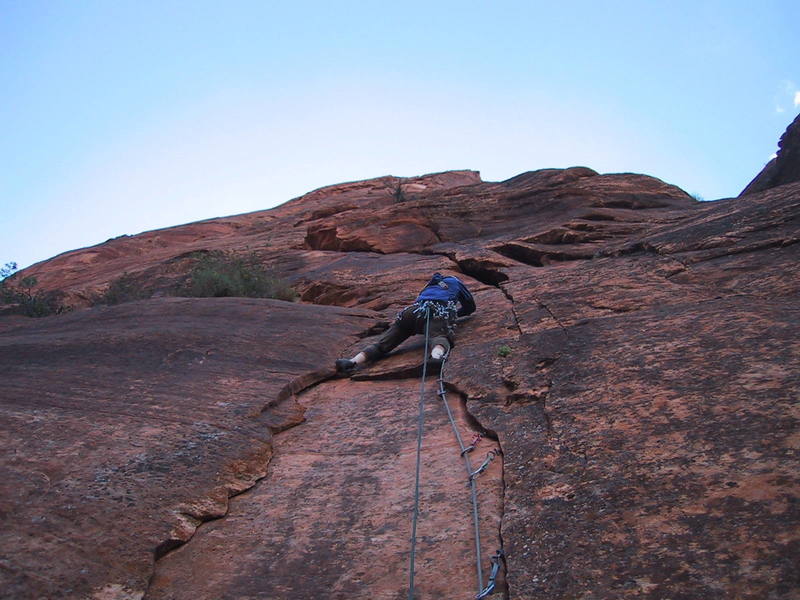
[0,253,297,315]
[101,272,152,305]
[497,344,512,358]
[0,267,66,317]
[180,252,298,301]
[19,276,38,290]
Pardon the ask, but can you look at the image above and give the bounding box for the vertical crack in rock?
[497,284,524,338]
[455,249,569,337]
[543,304,568,337]
[447,256,524,339]
[531,294,569,337]
[144,317,390,596]
[444,381,509,598]
[497,445,510,600]
[146,349,506,598]
[442,381,501,443]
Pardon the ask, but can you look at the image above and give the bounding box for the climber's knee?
[362,343,385,362]
[430,336,451,355]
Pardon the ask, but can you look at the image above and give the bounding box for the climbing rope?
[408,306,503,600]
[407,305,431,600]
[438,352,484,596]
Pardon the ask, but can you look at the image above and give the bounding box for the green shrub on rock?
[0,264,67,317]
[180,252,298,301]
[101,272,153,305]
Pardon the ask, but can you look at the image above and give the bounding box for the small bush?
[180,252,297,301]
[0,270,67,317]
[101,272,152,305]
[497,344,512,358]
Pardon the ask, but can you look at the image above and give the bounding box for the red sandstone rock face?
[741,113,800,195]
[0,299,376,598]
[2,168,798,599]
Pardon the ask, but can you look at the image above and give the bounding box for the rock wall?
[2,167,798,599]
[741,113,800,195]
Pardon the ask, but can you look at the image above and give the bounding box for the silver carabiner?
[475,549,504,599]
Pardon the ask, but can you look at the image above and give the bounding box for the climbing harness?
[407,304,503,599]
[411,299,458,320]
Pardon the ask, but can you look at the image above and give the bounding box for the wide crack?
[143,312,385,596]
[443,379,510,599]
[146,367,338,574]
[145,331,508,599]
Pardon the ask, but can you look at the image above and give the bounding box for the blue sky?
[1,0,798,271]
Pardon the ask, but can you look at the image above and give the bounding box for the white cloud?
[774,80,799,113]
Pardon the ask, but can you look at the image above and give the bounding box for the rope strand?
[407,306,432,600]
[408,307,496,599]
[438,354,484,595]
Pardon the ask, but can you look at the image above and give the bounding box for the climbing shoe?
[335,358,357,374]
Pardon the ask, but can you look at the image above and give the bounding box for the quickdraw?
[461,433,483,456]
[475,549,504,599]
[468,450,498,482]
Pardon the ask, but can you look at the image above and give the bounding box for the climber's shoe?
[335,358,357,374]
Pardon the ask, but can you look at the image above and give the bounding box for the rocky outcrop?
[741,113,800,195]
[2,167,798,599]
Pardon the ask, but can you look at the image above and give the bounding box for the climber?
[335,272,476,374]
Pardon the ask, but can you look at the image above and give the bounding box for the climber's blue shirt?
[414,274,476,317]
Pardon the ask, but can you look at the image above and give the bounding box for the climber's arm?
[457,283,476,317]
